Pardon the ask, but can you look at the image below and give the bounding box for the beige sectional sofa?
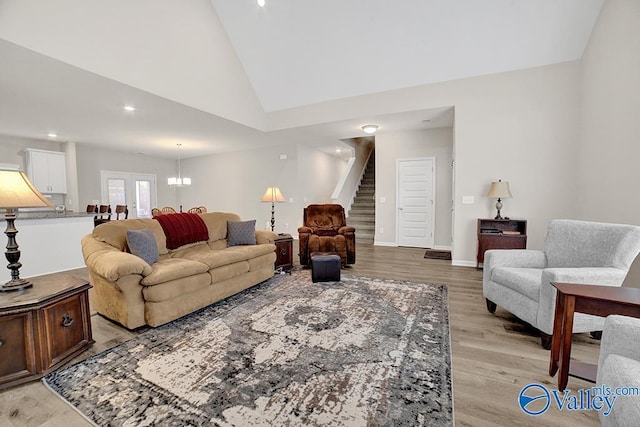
[81,212,277,329]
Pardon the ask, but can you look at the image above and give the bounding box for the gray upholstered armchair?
[597,315,640,426]
[483,219,640,348]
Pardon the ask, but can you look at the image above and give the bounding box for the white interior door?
[100,171,157,218]
[397,158,435,248]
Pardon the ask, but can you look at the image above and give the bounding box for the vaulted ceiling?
[0,0,604,158]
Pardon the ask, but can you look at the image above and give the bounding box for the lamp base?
[494,198,504,220]
[1,278,32,293]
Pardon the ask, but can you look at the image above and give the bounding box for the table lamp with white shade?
[0,168,54,292]
[487,179,512,220]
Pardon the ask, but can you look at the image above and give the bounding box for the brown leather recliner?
[298,204,356,266]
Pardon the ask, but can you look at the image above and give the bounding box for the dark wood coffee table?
[549,282,640,391]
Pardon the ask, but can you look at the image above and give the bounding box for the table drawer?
[41,292,91,370]
[0,313,37,386]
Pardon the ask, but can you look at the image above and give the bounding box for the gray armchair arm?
[598,315,640,383]
[484,249,547,269]
[483,249,546,292]
[596,315,640,426]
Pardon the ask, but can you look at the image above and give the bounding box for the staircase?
[348,152,375,244]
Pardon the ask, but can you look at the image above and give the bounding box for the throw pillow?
[227,220,257,247]
[126,228,159,265]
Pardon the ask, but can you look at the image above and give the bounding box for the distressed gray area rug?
[44,271,453,426]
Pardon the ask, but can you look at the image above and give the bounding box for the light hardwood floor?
[0,245,601,426]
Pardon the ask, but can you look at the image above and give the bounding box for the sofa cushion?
[199,212,241,242]
[176,247,248,269]
[233,243,277,260]
[227,220,257,246]
[93,218,168,255]
[142,272,211,302]
[209,261,250,284]
[490,267,543,301]
[126,229,159,265]
[154,213,209,250]
[141,258,210,286]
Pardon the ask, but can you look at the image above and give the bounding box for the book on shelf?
[501,230,521,235]
[480,228,501,234]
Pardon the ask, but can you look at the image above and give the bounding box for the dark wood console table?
[476,218,527,268]
[0,275,93,389]
[549,282,640,391]
[274,233,293,273]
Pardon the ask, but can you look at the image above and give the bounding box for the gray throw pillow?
[126,228,159,265]
[227,220,257,246]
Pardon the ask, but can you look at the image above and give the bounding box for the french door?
[100,171,157,218]
[397,158,435,248]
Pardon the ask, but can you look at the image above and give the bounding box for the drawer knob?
[281,249,287,255]
[62,313,75,327]
[0,339,3,347]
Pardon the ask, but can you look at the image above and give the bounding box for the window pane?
[136,180,152,218]
[108,179,126,206]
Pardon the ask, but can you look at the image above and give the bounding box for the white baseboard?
[373,241,397,247]
[430,245,452,251]
[452,259,477,268]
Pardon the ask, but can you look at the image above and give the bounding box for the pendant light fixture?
[168,143,191,186]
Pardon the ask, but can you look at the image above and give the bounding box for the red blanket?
[154,213,209,250]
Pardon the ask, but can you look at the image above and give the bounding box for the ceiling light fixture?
[257,0,266,7]
[47,133,57,138]
[123,105,136,112]
[361,124,379,134]
[168,144,191,187]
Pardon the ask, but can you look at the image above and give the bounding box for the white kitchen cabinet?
[25,149,67,194]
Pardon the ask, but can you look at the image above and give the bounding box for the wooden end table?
[549,282,640,391]
[274,233,293,274]
[0,274,93,389]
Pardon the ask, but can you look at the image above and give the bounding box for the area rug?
[44,271,452,426]
[424,249,452,260]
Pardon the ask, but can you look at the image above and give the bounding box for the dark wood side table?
[0,274,93,389]
[274,233,294,273]
[549,282,640,391]
[476,218,527,268]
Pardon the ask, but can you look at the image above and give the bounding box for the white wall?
[0,134,63,168]
[179,143,347,236]
[0,0,265,129]
[577,0,640,224]
[577,0,640,283]
[375,128,453,249]
[269,62,582,264]
[75,144,176,210]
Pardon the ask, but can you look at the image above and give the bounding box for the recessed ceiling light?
[336,149,341,153]
[257,0,265,7]
[47,133,57,138]
[123,105,136,112]
[361,124,378,134]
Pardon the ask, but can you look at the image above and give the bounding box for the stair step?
[349,213,375,220]
[346,151,375,244]
[349,211,374,217]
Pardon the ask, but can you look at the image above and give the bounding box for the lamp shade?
[0,169,53,208]
[260,187,286,203]
[487,180,512,199]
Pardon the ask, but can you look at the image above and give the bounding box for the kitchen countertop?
[10,211,95,220]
